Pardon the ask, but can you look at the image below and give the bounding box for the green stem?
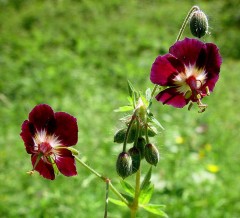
[176,5,200,42]
[74,155,104,180]
[123,113,136,152]
[104,180,109,218]
[74,155,129,205]
[109,181,129,205]
[130,164,141,218]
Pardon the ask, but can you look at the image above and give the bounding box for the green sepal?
[49,156,59,176]
[120,180,135,197]
[140,204,168,217]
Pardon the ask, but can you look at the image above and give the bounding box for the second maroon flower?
[150,38,222,109]
[20,104,78,180]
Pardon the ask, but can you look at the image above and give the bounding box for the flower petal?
[150,54,184,86]
[20,120,35,154]
[55,149,77,177]
[156,88,189,108]
[29,104,56,134]
[31,155,55,180]
[54,112,78,146]
[205,43,222,90]
[170,38,205,67]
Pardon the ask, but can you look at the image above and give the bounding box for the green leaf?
[139,183,154,205]
[140,204,168,217]
[127,80,135,99]
[127,80,140,108]
[120,180,135,196]
[140,166,152,190]
[148,112,164,130]
[121,193,134,204]
[109,198,128,208]
[114,105,134,112]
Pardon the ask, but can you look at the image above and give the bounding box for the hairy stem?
[130,164,141,218]
[176,5,200,42]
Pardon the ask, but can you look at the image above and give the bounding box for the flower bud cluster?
[114,96,160,179]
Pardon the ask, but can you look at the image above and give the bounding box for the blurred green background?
[0,0,239,217]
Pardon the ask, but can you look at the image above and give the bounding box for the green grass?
[0,0,240,217]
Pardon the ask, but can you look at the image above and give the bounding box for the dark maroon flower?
[20,104,78,180]
[150,38,222,111]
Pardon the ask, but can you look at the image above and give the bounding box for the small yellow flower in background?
[198,150,205,159]
[175,136,184,144]
[204,143,212,152]
[206,164,220,173]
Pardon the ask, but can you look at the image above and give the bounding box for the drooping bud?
[114,128,127,143]
[114,125,137,144]
[147,125,158,137]
[141,125,158,137]
[135,137,146,159]
[128,146,141,174]
[144,143,160,166]
[116,152,132,179]
[190,10,208,38]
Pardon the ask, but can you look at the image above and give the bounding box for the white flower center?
[33,130,61,151]
[173,65,207,94]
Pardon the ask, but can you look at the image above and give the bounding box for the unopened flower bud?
[116,152,132,179]
[144,143,159,166]
[114,128,127,143]
[136,137,146,159]
[128,146,141,174]
[141,125,158,137]
[190,10,208,38]
[147,125,158,137]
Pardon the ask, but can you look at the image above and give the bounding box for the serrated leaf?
[140,204,168,217]
[120,180,135,196]
[139,183,154,204]
[148,113,164,130]
[114,105,134,112]
[109,198,128,208]
[140,167,152,190]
